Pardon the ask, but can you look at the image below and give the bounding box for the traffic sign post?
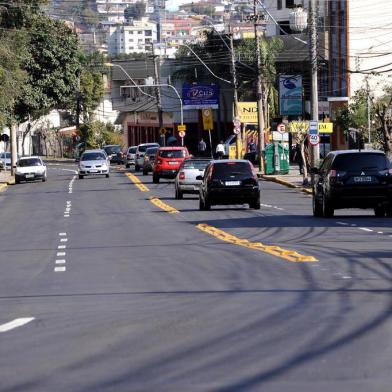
[277,123,286,133]
[308,134,320,146]
[177,124,186,132]
[309,120,318,135]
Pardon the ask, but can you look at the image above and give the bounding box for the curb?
[0,183,7,192]
[260,175,313,195]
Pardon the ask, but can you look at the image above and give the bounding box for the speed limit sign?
[308,134,320,146]
[178,130,186,138]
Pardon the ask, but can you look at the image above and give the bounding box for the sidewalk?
[258,164,313,194]
[0,170,14,191]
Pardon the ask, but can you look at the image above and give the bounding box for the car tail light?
[207,166,214,182]
[179,172,185,180]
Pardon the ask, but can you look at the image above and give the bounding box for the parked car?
[78,149,109,179]
[142,146,159,175]
[174,158,211,199]
[0,152,12,170]
[198,159,260,210]
[135,143,160,172]
[103,144,124,165]
[125,146,137,168]
[15,156,47,183]
[152,146,190,183]
[312,150,392,217]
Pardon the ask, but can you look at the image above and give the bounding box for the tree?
[80,121,123,148]
[373,87,392,159]
[124,2,146,21]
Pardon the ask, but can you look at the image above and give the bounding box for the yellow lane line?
[149,196,179,214]
[125,173,149,192]
[196,223,318,263]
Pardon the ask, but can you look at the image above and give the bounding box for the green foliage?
[13,12,82,122]
[80,121,123,148]
[124,2,146,21]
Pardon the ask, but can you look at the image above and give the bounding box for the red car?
[153,147,190,183]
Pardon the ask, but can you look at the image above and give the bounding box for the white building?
[96,0,148,23]
[108,18,157,55]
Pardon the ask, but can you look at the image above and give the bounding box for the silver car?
[78,149,109,179]
[15,156,47,183]
[135,143,160,172]
[174,158,211,199]
[125,146,137,168]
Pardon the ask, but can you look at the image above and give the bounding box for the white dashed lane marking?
[57,245,66,249]
[0,318,35,333]
[360,228,373,232]
[57,252,66,257]
[54,266,66,272]
[59,232,67,236]
[55,259,66,264]
[60,238,68,242]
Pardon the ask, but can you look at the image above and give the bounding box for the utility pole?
[367,78,371,144]
[229,28,241,159]
[254,0,265,173]
[152,42,164,137]
[10,124,17,176]
[309,0,319,168]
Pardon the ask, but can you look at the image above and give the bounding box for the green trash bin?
[264,143,290,175]
[265,143,275,175]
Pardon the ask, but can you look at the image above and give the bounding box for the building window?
[286,0,295,8]
[129,39,134,42]
[277,0,282,9]
[145,30,152,37]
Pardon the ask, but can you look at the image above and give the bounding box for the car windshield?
[138,144,158,153]
[104,145,121,154]
[146,147,158,155]
[159,150,186,158]
[18,158,41,167]
[333,153,389,171]
[81,152,106,161]
[0,152,11,159]
[128,147,137,154]
[212,162,252,179]
[183,160,210,170]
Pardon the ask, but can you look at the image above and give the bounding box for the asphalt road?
[0,163,391,392]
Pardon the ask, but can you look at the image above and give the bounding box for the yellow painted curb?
[125,172,149,192]
[0,183,7,192]
[196,223,318,263]
[149,196,179,214]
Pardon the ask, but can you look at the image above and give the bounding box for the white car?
[15,156,47,183]
[78,149,109,179]
[135,143,160,172]
[0,152,18,170]
[125,146,137,168]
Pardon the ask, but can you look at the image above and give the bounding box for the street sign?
[308,134,320,146]
[233,116,241,128]
[0,134,10,142]
[233,128,241,135]
[202,108,213,130]
[277,123,286,133]
[309,120,318,135]
[177,124,186,132]
[318,122,333,133]
[178,130,186,138]
[289,121,308,133]
[160,127,167,135]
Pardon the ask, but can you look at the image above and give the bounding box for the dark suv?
[312,150,392,217]
[198,160,260,210]
[103,144,124,165]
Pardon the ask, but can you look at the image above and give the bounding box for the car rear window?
[332,153,389,171]
[104,145,121,154]
[183,160,210,170]
[18,158,41,167]
[81,152,106,161]
[146,147,158,155]
[128,147,137,153]
[159,150,187,158]
[212,162,252,179]
[138,144,158,153]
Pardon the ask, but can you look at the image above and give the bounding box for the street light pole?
[309,0,320,168]
[254,0,265,174]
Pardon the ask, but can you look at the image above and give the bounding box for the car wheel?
[79,174,83,179]
[125,164,130,168]
[175,187,183,200]
[135,165,140,172]
[374,206,386,217]
[322,194,334,218]
[313,194,323,217]
[106,173,110,178]
[15,177,20,184]
[42,175,47,182]
[153,173,159,183]
[250,196,260,209]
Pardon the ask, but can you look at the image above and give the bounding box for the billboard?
[238,102,258,123]
[182,84,219,109]
[279,75,303,116]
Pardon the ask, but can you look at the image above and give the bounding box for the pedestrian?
[248,138,256,153]
[216,140,225,159]
[293,143,304,174]
[198,138,207,156]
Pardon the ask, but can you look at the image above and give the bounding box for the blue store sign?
[182,84,219,109]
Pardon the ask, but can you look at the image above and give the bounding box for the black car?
[103,144,124,164]
[142,146,159,175]
[198,159,260,210]
[312,150,392,217]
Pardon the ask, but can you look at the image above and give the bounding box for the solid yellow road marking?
[149,196,179,214]
[196,223,318,263]
[125,173,149,192]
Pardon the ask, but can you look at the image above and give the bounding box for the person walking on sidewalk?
[198,138,207,157]
[216,141,225,159]
[293,143,304,175]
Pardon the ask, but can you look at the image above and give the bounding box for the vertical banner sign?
[202,108,213,130]
[279,75,303,116]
